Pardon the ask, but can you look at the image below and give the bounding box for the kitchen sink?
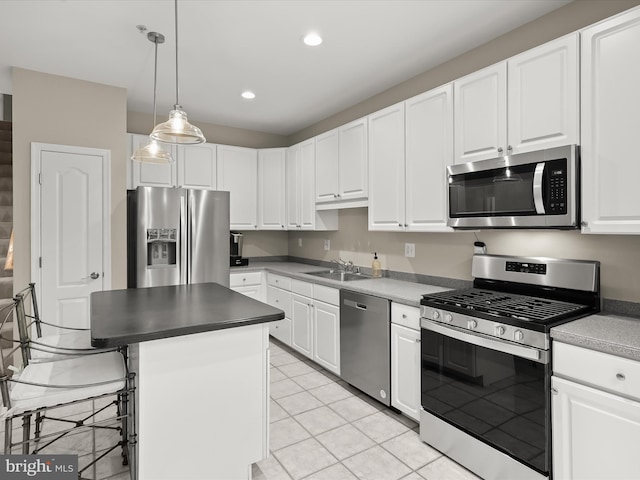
[305,270,371,282]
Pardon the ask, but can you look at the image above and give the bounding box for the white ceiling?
[0,0,571,136]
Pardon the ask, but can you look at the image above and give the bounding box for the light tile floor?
[254,339,482,480]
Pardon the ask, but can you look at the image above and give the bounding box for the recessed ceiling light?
[241,91,256,100]
[303,32,323,47]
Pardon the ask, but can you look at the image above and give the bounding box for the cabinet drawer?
[270,318,292,346]
[266,285,292,318]
[554,342,640,401]
[291,279,314,297]
[391,303,421,330]
[314,285,339,306]
[229,271,262,287]
[267,273,291,290]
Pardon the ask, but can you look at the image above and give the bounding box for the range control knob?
[444,313,453,323]
[467,320,478,329]
[431,310,440,320]
[495,325,506,336]
[514,330,524,341]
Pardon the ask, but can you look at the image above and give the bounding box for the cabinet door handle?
[551,387,558,395]
[497,147,504,154]
[616,373,626,381]
[415,338,421,343]
[402,314,407,319]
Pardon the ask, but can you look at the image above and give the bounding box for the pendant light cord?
[174,0,180,108]
[153,36,159,126]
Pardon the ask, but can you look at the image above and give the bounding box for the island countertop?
[90,282,284,348]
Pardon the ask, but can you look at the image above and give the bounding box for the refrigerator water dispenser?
[146,228,177,267]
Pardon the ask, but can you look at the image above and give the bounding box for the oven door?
[421,319,550,476]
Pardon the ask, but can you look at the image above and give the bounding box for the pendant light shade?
[150,0,206,145]
[131,139,174,164]
[132,31,174,164]
[150,106,205,144]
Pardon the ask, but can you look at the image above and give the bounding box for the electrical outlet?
[405,243,415,258]
[324,239,330,251]
[298,238,302,247]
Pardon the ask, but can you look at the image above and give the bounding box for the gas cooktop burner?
[422,288,589,323]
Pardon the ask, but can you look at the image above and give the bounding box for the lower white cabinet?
[390,303,421,421]
[291,292,314,359]
[552,342,640,480]
[313,286,340,375]
[266,283,292,346]
[229,271,264,302]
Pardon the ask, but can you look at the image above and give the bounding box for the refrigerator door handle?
[180,193,188,285]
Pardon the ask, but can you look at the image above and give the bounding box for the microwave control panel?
[546,159,567,214]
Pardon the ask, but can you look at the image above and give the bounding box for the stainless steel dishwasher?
[340,290,391,406]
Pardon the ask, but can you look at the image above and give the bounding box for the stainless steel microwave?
[447,145,579,229]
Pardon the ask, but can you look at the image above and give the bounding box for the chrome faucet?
[332,258,359,274]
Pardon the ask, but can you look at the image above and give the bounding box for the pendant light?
[150,0,206,144]
[131,31,174,164]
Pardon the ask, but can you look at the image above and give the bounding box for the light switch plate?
[324,239,330,251]
[405,243,415,258]
[298,238,302,247]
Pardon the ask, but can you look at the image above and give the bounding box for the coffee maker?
[230,231,248,266]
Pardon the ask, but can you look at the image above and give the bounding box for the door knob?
[88,272,100,280]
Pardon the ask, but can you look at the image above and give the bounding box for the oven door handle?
[421,319,548,364]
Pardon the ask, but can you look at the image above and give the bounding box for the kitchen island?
[91,282,284,480]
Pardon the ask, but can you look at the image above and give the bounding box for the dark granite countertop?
[90,282,284,348]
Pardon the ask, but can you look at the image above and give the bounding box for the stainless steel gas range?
[419,254,600,480]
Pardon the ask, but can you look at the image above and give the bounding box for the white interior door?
[32,144,110,331]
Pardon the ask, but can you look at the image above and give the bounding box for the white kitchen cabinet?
[177,143,217,190]
[368,102,406,231]
[286,139,338,231]
[454,33,578,164]
[454,63,507,164]
[230,271,264,302]
[552,341,640,480]
[315,119,368,209]
[391,303,421,421]
[369,86,453,232]
[258,148,287,230]
[129,134,177,188]
[404,85,453,232]
[128,134,218,190]
[217,145,258,230]
[265,274,293,346]
[507,33,578,154]
[314,128,340,204]
[581,7,640,234]
[313,285,340,375]
[291,292,314,359]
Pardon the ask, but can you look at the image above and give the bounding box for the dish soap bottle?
[372,252,382,278]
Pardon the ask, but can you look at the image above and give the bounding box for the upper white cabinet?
[315,119,368,209]
[454,63,507,164]
[581,7,640,234]
[129,134,177,188]
[368,102,406,231]
[286,139,338,231]
[128,134,217,190]
[178,143,217,190]
[369,85,453,232]
[405,85,453,232]
[507,34,578,154]
[314,129,340,204]
[258,148,287,230]
[217,145,258,230]
[454,33,579,163]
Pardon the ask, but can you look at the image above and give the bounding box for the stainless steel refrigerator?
[127,187,230,288]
